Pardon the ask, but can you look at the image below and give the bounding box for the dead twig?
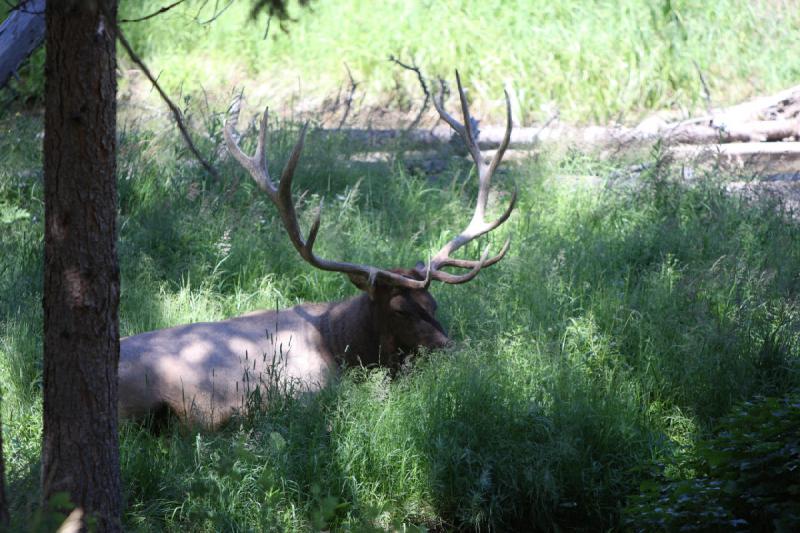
[388,54,431,131]
[337,63,359,130]
[115,25,221,181]
[195,0,234,25]
[263,14,272,39]
[120,0,187,23]
[693,60,713,115]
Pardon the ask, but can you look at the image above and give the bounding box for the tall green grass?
[2,107,799,529]
[113,0,800,123]
[5,1,800,122]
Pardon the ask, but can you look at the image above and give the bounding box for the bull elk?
[119,73,515,428]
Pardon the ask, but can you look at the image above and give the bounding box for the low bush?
[625,394,800,531]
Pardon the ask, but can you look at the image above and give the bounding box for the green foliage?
[625,394,800,531]
[249,0,312,22]
[4,2,800,529]
[6,1,800,120]
[116,0,800,123]
[2,108,800,529]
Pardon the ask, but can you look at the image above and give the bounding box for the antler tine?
[253,107,269,180]
[487,88,513,182]
[432,236,511,271]
[272,122,311,255]
[224,104,276,194]
[225,100,429,290]
[432,74,483,171]
[432,79,464,137]
[430,245,491,285]
[428,72,516,284]
[455,71,483,169]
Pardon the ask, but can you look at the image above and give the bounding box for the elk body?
[119,73,515,429]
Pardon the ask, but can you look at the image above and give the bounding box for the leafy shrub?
[625,394,800,531]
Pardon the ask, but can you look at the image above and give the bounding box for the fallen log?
[311,124,639,151]
[704,84,800,124]
[309,126,452,149]
[310,117,800,153]
[672,141,800,174]
[0,0,45,90]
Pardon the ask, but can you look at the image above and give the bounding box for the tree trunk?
[0,402,8,528]
[42,1,121,531]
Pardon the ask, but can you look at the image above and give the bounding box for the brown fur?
[124,74,515,430]
[119,271,448,429]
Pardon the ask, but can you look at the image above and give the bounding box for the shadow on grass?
[5,126,800,531]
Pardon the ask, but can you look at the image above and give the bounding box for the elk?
[119,73,515,429]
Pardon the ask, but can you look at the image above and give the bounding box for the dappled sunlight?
[7,134,800,528]
[3,0,800,527]
[5,75,800,529]
[178,339,213,364]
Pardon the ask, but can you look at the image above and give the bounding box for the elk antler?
[426,71,517,284]
[224,73,514,291]
[224,99,431,289]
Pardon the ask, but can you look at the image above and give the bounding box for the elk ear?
[346,272,377,300]
[414,261,427,277]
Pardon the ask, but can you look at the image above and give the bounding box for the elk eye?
[395,309,411,317]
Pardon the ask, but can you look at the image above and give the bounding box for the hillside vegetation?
[7,0,800,123]
[122,0,800,124]
[2,0,800,530]
[3,112,800,528]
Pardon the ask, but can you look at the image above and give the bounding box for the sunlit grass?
[110,0,800,124]
[2,106,799,529]
[2,2,800,528]
[7,2,800,122]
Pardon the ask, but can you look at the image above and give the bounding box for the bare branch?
[693,60,713,115]
[263,14,272,39]
[195,0,234,25]
[388,55,431,130]
[120,0,187,23]
[337,63,359,130]
[115,25,220,181]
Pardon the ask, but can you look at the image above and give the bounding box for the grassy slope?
[2,108,799,529]
[8,0,800,120]
[2,0,800,529]
[113,0,800,123]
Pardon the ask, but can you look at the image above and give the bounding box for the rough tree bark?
[0,403,8,527]
[42,1,121,531]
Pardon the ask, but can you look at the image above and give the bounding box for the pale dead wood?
[0,0,44,90]
[672,141,800,174]
[308,117,799,153]
[663,119,799,144]
[702,84,800,124]
[313,83,800,177]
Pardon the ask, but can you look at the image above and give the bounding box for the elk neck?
[317,292,394,368]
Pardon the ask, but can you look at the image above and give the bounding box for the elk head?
[224,71,515,364]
